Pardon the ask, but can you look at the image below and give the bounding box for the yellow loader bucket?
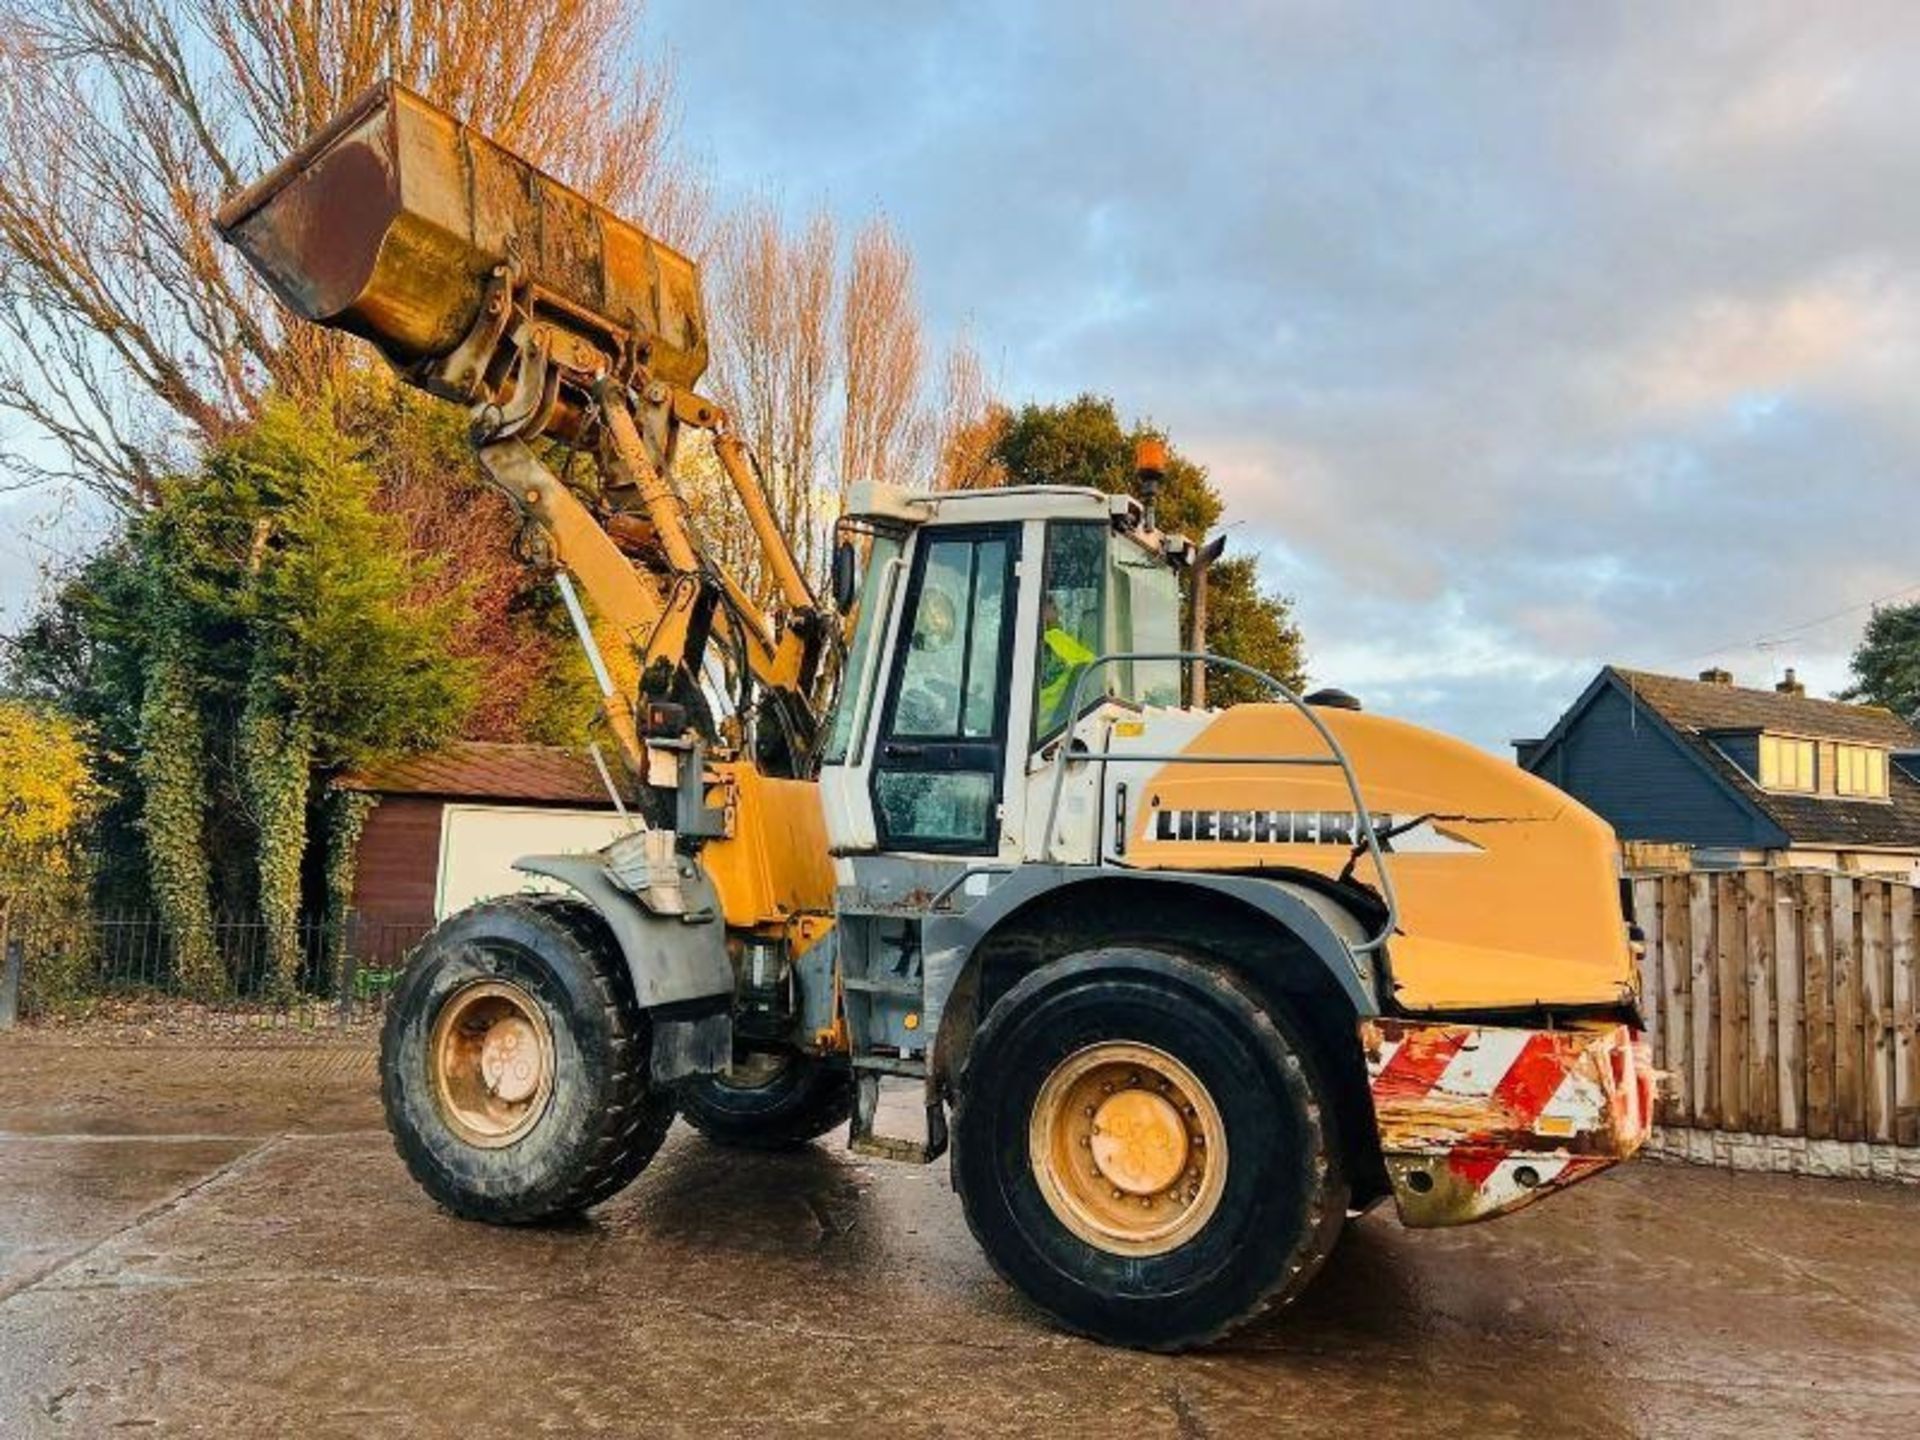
[216,81,707,400]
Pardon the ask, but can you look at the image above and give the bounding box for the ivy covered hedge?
[8,393,482,996]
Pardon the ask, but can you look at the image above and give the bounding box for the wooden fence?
[1629,870,1919,1150]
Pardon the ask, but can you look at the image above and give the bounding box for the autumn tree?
[704,208,1001,599]
[0,700,93,985]
[705,203,839,594]
[841,220,930,490]
[331,375,599,746]
[0,0,703,503]
[932,338,1007,491]
[992,394,1305,700]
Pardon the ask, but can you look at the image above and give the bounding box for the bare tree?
[840,219,928,490]
[0,0,704,505]
[931,334,1007,490]
[705,202,838,590]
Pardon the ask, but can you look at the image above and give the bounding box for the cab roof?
[843,480,1124,527]
[841,480,1193,564]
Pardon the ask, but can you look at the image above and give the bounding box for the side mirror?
[830,538,859,613]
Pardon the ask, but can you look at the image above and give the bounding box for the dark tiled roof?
[1608,668,1920,849]
[1611,668,1920,746]
[337,741,614,806]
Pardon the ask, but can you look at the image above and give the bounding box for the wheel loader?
[216,82,1653,1350]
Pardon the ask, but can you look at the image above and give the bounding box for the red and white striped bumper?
[1360,1018,1654,1228]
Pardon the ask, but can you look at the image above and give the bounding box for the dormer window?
[1758,734,1815,792]
[1834,744,1889,799]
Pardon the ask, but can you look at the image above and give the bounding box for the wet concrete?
[1,1040,1917,1437]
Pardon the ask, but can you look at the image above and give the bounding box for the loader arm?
[215,79,828,786]
[474,385,820,783]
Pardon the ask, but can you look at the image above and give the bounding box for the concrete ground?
[1,1040,1917,1439]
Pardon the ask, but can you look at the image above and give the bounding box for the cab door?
[869,524,1020,854]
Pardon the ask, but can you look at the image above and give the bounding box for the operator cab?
[818,482,1192,865]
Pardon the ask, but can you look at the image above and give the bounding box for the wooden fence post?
[1715,873,1748,1131]
[0,937,20,1030]
[1633,878,1664,1074]
[1803,873,1835,1141]
[1662,872,1692,1124]
[1775,873,1805,1136]
[1831,876,1863,1142]
[1690,874,1719,1130]
[1892,884,1918,1148]
[1745,870,1778,1135]
[1862,880,1894,1144]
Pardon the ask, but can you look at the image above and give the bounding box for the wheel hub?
[1089,1088,1190,1195]
[479,1015,543,1104]
[1029,1041,1229,1257]
[429,980,556,1148]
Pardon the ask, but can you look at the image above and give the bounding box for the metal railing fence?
[1,909,438,1030]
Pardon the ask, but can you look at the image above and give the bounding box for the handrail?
[1038,651,1399,954]
[927,865,1014,912]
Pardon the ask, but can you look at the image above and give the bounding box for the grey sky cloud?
[651,0,1920,747]
[3,4,1910,752]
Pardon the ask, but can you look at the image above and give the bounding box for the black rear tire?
[380,896,676,1223]
[952,947,1347,1350]
[678,1051,854,1150]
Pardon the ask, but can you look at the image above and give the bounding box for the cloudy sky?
[2,2,1913,753]
[644,0,1920,749]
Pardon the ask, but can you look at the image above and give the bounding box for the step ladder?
[841,933,947,1163]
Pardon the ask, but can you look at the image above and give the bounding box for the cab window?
[1033,522,1106,742]
[820,531,903,765]
[872,526,1018,852]
[1112,543,1181,706]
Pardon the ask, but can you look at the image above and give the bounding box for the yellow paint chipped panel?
[1130,705,1635,1013]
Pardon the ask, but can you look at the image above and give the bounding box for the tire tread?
[953,947,1348,1350]
[380,895,675,1222]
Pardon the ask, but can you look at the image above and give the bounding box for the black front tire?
[952,947,1347,1350]
[380,896,676,1223]
[678,1052,854,1150]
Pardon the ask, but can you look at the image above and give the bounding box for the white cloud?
[632,3,1920,746]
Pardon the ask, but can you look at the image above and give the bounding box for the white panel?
[436,805,633,918]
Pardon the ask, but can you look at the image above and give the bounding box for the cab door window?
[1033,522,1107,742]
[872,527,1018,852]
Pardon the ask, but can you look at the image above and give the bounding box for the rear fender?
[924,866,1380,1091]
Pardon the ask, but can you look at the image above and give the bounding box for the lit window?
[1759,734,1815,792]
[1834,744,1889,799]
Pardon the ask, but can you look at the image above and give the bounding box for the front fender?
[512,854,733,1009]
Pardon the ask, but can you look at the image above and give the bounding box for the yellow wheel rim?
[428,979,556,1148]
[1029,1041,1229,1257]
